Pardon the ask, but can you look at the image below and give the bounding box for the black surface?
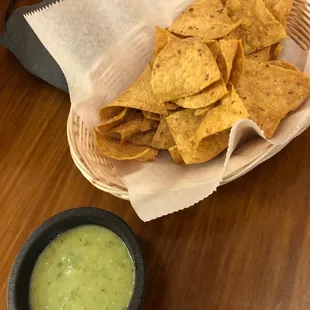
[7,207,145,310]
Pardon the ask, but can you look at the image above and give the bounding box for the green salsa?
[29,225,134,310]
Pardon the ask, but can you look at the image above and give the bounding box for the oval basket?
[67,0,310,200]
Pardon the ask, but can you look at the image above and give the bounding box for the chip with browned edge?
[94,130,158,161]
[227,0,286,54]
[152,40,221,101]
[166,109,229,164]
[237,60,310,138]
[168,0,244,40]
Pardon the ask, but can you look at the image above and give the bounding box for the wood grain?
[1,1,310,309]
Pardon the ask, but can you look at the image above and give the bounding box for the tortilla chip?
[129,130,157,146]
[168,146,184,164]
[94,130,158,161]
[142,111,160,121]
[263,0,293,25]
[168,0,244,40]
[165,102,180,110]
[217,39,239,83]
[207,41,221,60]
[247,46,271,62]
[194,105,217,116]
[173,79,228,109]
[152,40,221,101]
[269,42,283,60]
[151,118,175,149]
[196,85,249,145]
[109,115,143,143]
[224,29,239,40]
[268,60,299,71]
[100,65,167,116]
[230,40,244,88]
[153,27,179,63]
[166,109,229,164]
[227,0,286,54]
[140,117,159,132]
[237,60,310,138]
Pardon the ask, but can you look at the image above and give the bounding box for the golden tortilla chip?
[173,79,228,109]
[269,42,283,60]
[268,60,299,71]
[168,0,244,40]
[237,60,310,138]
[230,40,244,88]
[129,130,156,146]
[263,0,293,25]
[94,130,158,161]
[166,109,229,164]
[142,111,160,121]
[207,41,221,60]
[168,145,184,164]
[152,27,179,63]
[165,102,180,110]
[151,118,175,149]
[194,105,217,116]
[227,0,286,54]
[217,39,239,83]
[196,85,249,145]
[100,65,167,116]
[152,40,221,101]
[247,46,271,62]
[109,115,143,143]
[140,117,159,132]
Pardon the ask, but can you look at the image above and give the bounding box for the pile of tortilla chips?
[95,0,310,165]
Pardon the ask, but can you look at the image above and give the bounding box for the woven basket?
[67,0,310,200]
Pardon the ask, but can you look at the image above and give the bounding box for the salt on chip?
[168,0,244,40]
[196,85,249,146]
[263,0,293,25]
[217,39,239,83]
[269,42,283,60]
[101,65,167,116]
[141,117,159,132]
[151,118,175,149]
[152,40,221,101]
[152,27,179,64]
[169,145,184,164]
[230,40,244,88]
[94,130,158,161]
[247,46,271,62]
[166,109,229,164]
[129,129,156,146]
[173,79,228,109]
[237,60,310,138]
[227,0,286,54]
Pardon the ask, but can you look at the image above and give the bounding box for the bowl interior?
[7,207,145,310]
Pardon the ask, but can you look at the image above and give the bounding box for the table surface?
[1,1,310,310]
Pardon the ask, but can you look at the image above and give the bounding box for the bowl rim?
[7,207,145,310]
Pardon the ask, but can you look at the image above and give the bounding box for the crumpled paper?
[25,0,310,221]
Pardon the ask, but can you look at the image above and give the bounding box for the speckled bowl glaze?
[7,207,145,310]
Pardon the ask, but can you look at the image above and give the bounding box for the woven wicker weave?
[67,0,310,200]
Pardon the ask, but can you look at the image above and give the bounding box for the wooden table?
[1,1,310,310]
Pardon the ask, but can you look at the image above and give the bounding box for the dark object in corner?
[0,0,69,93]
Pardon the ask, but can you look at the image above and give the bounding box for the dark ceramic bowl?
[7,207,145,310]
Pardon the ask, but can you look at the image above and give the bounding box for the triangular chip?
[230,40,244,88]
[141,117,159,132]
[269,42,283,60]
[94,130,158,161]
[263,0,293,26]
[168,0,244,40]
[227,0,286,54]
[217,39,239,83]
[207,41,221,60]
[268,60,299,71]
[166,109,229,164]
[173,79,228,109]
[151,118,175,149]
[237,60,310,138]
[100,65,167,116]
[196,85,249,145]
[247,46,271,62]
[152,27,179,64]
[168,146,184,164]
[129,130,156,146]
[152,40,221,101]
